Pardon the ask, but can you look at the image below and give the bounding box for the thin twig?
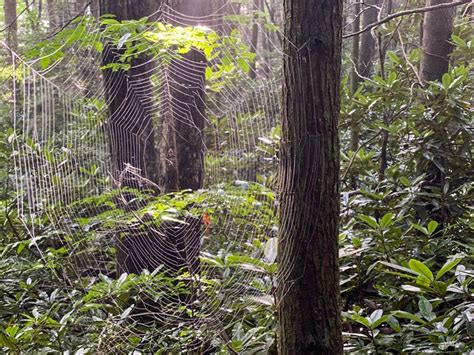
[397,28,424,86]
[343,0,471,38]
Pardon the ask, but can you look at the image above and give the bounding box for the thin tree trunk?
[359,0,379,78]
[249,0,260,79]
[4,0,18,52]
[420,0,454,82]
[47,0,58,29]
[277,0,343,353]
[350,0,361,153]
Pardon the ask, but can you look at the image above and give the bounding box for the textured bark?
[277,0,343,354]
[420,0,454,82]
[158,0,210,192]
[359,0,379,78]
[419,0,455,226]
[100,0,160,188]
[4,0,18,51]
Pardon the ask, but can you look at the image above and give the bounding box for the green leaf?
[350,314,370,328]
[392,311,425,324]
[442,73,451,90]
[39,56,51,69]
[379,213,395,228]
[205,67,213,81]
[427,220,439,235]
[386,315,401,332]
[418,297,434,320]
[379,261,418,276]
[359,214,379,229]
[451,34,466,47]
[372,315,389,328]
[411,223,429,236]
[387,51,400,64]
[436,258,461,280]
[237,58,250,73]
[409,259,434,282]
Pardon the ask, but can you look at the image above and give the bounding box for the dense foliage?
[1,0,472,353]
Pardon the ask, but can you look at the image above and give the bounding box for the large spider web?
[1,2,300,352]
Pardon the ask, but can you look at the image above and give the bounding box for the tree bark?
[4,0,18,52]
[277,0,343,354]
[359,0,379,78]
[420,0,455,82]
[419,0,455,226]
[158,0,211,192]
[100,0,160,189]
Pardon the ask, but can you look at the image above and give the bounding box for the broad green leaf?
[350,314,370,327]
[409,259,434,281]
[418,297,434,320]
[412,223,429,236]
[393,311,425,324]
[237,58,250,73]
[442,73,451,90]
[380,213,395,228]
[379,261,418,276]
[372,315,390,328]
[427,220,439,235]
[436,258,461,280]
[451,34,466,47]
[386,315,401,332]
[359,214,379,229]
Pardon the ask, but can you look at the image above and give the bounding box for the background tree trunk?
[350,0,361,153]
[277,0,343,353]
[420,0,454,82]
[419,0,455,226]
[4,0,18,52]
[359,0,379,78]
[249,0,260,79]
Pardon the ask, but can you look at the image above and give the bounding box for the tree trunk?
[359,0,379,78]
[277,0,343,354]
[4,0,18,52]
[46,0,59,29]
[419,0,455,226]
[420,0,454,82]
[350,0,361,153]
[100,0,160,189]
[249,0,260,79]
[158,0,210,192]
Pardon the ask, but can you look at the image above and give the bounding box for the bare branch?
[343,0,471,39]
